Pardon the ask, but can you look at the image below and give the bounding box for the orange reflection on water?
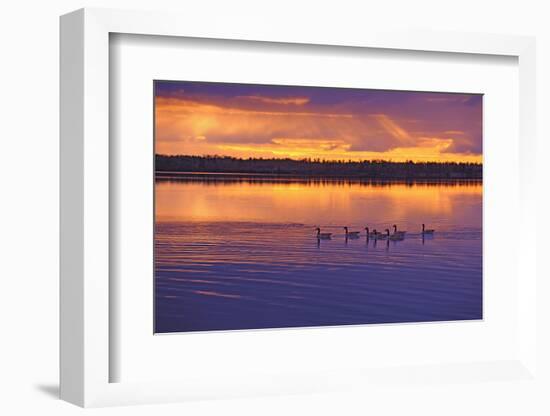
[155,178,482,232]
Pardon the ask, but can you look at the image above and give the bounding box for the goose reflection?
[422,232,434,245]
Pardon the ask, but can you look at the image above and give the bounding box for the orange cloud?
[155,95,481,163]
[237,95,310,105]
[157,97,349,118]
[271,138,351,152]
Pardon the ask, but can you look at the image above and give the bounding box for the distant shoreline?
[155,154,482,180]
[155,154,483,181]
[155,171,482,185]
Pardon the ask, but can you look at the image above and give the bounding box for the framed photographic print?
[153,80,483,334]
[60,8,540,408]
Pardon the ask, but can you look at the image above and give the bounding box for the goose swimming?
[316,227,332,239]
[387,228,405,241]
[422,224,435,234]
[344,226,360,238]
[364,227,378,238]
[392,224,406,237]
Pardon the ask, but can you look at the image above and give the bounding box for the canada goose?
[364,227,378,238]
[375,229,388,239]
[392,224,406,236]
[387,228,405,241]
[422,224,435,234]
[344,226,360,238]
[316,227,332,239]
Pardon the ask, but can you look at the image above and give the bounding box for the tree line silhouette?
[155,154,482,180]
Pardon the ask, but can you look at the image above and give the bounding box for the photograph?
[154,80,483,333]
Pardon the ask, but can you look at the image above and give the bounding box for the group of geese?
[315,224,435,241]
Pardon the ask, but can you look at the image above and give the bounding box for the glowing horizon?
[155,81,483,163]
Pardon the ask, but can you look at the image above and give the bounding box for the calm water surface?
[155,175,482,333]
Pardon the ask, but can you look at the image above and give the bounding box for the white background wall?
[0,1,548,415]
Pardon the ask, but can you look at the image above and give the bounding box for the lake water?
[155,174,482,333]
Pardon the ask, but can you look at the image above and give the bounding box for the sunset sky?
[155,81,482,163]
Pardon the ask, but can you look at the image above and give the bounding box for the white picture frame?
[60,7,538,408]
